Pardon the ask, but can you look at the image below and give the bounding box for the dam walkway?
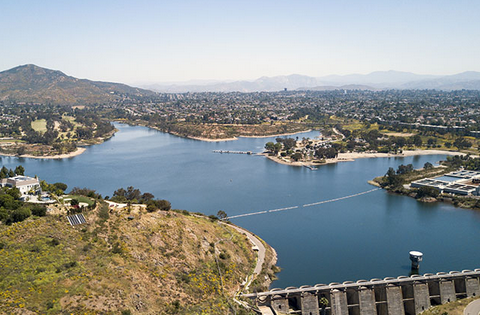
[242,269,480,315]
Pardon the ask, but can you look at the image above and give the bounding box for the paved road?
[227,223,266,276]
[465,299,480,315]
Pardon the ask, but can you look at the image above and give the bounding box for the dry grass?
[421,296,479,315]
[31,119,47,133]
[0,205,260,314]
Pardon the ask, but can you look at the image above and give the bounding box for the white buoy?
[409,251,423,269]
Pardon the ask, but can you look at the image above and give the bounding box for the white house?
[0,176,41,195]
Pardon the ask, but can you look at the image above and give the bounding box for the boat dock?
[303,164,318,170]
[213,150,253,155]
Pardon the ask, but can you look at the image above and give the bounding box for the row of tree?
[109,186,171,212]
[0,165,24,179]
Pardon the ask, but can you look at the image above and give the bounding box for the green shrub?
[98,203,110,220]
[416,186,440,199]
[30,204,47,216]
[8,207,31,224]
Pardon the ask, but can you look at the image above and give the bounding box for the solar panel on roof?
[67,214,87,226]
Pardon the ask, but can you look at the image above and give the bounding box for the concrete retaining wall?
[249,269,480,315]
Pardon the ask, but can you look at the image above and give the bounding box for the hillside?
[0,64,155,105]
[0,204,274,314]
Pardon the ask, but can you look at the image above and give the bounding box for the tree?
[217,210,227,220]
[282,138,296,150]
[383,167,403,188]
[53,182,68,192]
[155,199,171,211]
[291,152,303,161]
[273,142,282,154]
[141,192,154,202]
[16,146,26,156]
[427,138,437,147]
[147,199,172,211]
[396,164,414,175]
[395,137,406,148]
[315,147,338,159]
[265,142,275,152]
[14,165,25,176]
[0,166,8,179]
[125,186,141,201]
[423,162,434,170]
[412,135,422,147]
[454,137,472,150]
[416,186,440,199]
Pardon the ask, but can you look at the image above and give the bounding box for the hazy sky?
[1,0,479,84]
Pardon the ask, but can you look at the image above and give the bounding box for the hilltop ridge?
[0,64,155,105]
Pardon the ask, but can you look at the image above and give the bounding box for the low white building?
[0,176,41,195]
[411,170,480,196]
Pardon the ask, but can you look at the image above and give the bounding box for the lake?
[2,123,479,288]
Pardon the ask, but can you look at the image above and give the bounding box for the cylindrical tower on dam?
[410,251,423,269]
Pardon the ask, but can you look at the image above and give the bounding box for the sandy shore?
[176,129,314,142]
[239,129,314,139]
[187,136,238,142]
[0,147,87,159]
[263,149,465,167]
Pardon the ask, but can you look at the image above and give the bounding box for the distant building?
[0,176,41,195]
[411,170,480,196]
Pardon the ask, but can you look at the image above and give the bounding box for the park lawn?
[64,195,94,206]
[342,120,379,132]
[31,119,47,133]
[380,130,416,137]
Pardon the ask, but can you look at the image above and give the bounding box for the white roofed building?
[0,176,41,195]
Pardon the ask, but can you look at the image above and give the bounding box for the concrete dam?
[242,269,480,315]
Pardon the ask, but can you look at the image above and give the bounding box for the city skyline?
[1,0,479,84]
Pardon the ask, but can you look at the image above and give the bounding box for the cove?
[1,123,479,288]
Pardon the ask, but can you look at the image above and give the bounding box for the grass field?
[63,195,94,206]
[31,119,47,133]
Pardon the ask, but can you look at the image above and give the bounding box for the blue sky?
[1,0,479,83]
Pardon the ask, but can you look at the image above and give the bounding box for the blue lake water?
[2,123,480,288]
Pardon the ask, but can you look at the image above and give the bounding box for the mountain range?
[1,65,480,105]
[0,64,155,105]
[146,70,480,93]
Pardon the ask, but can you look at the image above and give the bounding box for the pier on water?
[213,150,252,155]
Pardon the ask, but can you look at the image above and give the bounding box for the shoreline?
[238,129,314,139]
[263,149,465,167]
[0,128,117,160]
[0,147,87,160]
[187,135,238,142]
[117,121,315,142]
[187,129,314,142]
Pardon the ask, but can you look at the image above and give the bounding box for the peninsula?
[371,154,480,211]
